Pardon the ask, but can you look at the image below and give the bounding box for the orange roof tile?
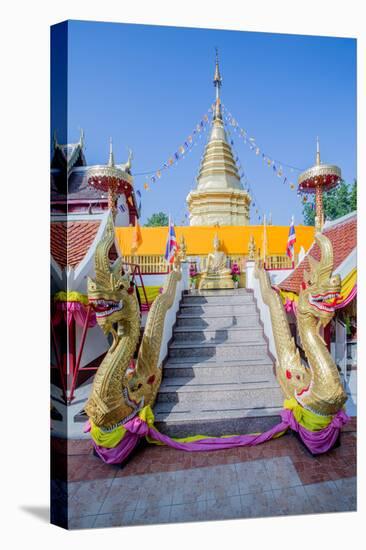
[279,215,357,293]
[51,221,101,269]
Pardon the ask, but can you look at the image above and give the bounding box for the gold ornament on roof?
[248,235,256,260]
[178,234,187,261]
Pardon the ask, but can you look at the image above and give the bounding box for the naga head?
[87,215,131,338]
[298,233,341,326]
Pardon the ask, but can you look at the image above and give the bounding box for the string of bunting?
[135,109,214,193]
[222,104,305,199]
[131,103,310,217]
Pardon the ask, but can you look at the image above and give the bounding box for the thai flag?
[164,218,178,264]
[286,217,296,260]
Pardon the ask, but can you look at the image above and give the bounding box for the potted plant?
[231,262,240,289]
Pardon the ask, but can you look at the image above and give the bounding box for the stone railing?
[265,254,296,270]
[122,253,295,279]
[122,254,170,274]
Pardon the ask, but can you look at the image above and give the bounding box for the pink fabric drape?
[85,407,349,465]
[52,301,97,327]
[281,407,349,455]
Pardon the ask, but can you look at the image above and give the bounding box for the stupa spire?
[108,137,115,167]
[316,136,321,166]
[213,48,222,121]
[186,51,251,226]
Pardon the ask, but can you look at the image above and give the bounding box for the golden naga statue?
[85,215,182,429]
[248,234,256,261]
[199,233,234,290]
[255,232,346,416]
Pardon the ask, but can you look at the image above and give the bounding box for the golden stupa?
[186,51,251,226]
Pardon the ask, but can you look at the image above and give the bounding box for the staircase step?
[184,289,251,296]
[163,361,274,378]
[160,373,277,387]
[154,402,282,421]
[156,287,281,437]
[175,313,260,329]
[164,355,274,365]
[179,304,257,315]
[172,326,263,343]
[153,402,283,437]
[156,380,282,405]
[169,340,269,360]
[181,295,254,305]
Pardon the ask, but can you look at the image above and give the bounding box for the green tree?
[144,212,169,227]
[350,179,357,211]
[302,180,356,226]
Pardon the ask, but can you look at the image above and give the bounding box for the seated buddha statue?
[199,234,234,290]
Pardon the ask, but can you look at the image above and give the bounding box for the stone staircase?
[154,288,283,437]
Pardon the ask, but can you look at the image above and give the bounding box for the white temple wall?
[246,261,278,360]
[158,262,189,367]
[75,323,109,370]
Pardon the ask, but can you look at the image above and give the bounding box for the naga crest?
[87,215,131,338]
[298,233,341,326]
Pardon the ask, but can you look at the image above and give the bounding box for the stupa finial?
[79,127,85,148]
[316,136,321,166]
[213,48,222,121]
[214,48,222,88]
[108,137,115,167]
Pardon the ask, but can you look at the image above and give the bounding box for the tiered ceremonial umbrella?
[298,138,341,230]
[87,139,133,220]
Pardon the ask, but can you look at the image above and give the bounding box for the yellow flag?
[131,218,143,255]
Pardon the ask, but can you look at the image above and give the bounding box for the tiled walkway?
[51,418,356,529]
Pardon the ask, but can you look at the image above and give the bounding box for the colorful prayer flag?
[286,217,296,260]
[131,218,143,255]
[164,218,178,264]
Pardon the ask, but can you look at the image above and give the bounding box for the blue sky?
[58,21,356,225]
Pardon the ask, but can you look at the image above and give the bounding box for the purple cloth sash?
[92,432,141,464]
[280,408,349,455]
[88,407,349,464]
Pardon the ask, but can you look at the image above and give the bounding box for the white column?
[181,261,190,291]
[246,260,256,289]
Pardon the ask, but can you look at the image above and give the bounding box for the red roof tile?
[51,221,101,269]
[279,215,357,293]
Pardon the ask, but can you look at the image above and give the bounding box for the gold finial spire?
[79,127,85,148]
[213,48,222,121]
[316,136,321,166]
[213,48,222,87]
[108,137,115,167]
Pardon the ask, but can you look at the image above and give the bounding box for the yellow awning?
[115,225,315,257]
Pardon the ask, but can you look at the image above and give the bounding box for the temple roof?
[50,134,138,218]
[279,211,357,293]
[51,219,102,270]
[51,129,86,174]
[51,167,109,202]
